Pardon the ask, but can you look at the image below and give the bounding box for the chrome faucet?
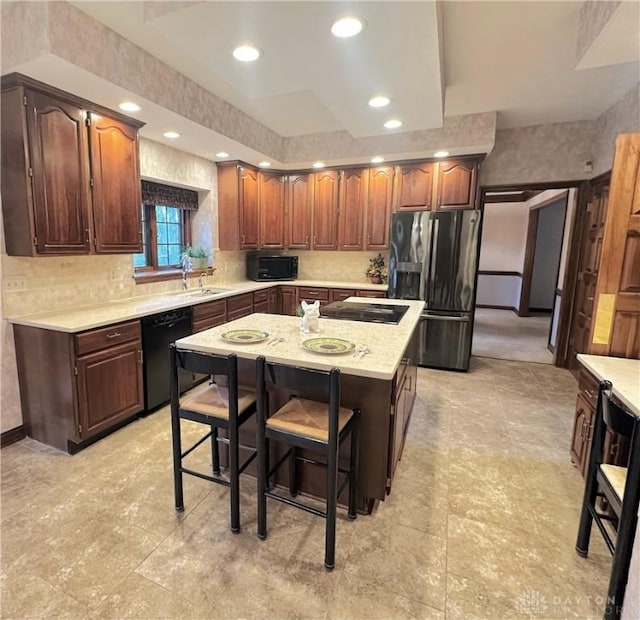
[198,271,207,291]
[181,257,189,290]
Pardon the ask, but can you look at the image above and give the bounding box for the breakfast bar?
[175,298,424,509]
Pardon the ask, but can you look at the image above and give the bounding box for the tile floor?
[1,357,612,619]
[472,308,554,365]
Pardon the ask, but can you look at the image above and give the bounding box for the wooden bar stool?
[255,356,360,570]
[169,344,257,533]
[576,380,640,620]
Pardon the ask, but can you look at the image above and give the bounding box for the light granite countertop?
[175,298,424,381]
[577,354,640,417]
[6,279,388,334]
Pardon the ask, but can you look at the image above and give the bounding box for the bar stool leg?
[211,427,220,476]
[348,412,360,520]
[169,346,184,512]
[229,421,240,533]
[289,448,298,497]
[325,437,338,571]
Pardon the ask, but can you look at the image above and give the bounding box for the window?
[134,180,198,275]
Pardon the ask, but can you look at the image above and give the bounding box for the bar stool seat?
[267,397,354,441]
[599,464,627,502]
[180,383,256,420]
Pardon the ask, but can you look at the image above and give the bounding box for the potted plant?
[181,245,209,271]
[366,254,388,284]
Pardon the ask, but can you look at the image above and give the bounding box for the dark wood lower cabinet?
[13,320,143,453]
[280,286,298,316]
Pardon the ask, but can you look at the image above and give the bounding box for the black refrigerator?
[388,210,481,370]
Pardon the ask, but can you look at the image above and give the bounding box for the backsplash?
[1,250,389,318]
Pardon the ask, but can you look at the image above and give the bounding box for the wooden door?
[26,90,91,254]
[312,170,339,249]
[88,113,142,253]
[395,162,434,211]
[238,166,259,249]
[280,286,298,316]
[286,173,312,249]
[366,166,394,249]
[567,179,609,370]
[338,169,366,250]
[436,159,478,210]
[76,340,143,439]
[259,172,285,249]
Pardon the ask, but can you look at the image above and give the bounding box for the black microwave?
[246,253,298,281]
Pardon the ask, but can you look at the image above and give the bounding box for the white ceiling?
[8,1,638,169]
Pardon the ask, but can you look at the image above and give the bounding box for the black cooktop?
[321,302,410,325]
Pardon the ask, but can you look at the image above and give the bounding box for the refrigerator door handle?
[429,218,439,304]
[421,314,470,323]
[422,217,433,303]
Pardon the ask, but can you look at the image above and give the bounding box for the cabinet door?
[570,393,594,476]
[268,288,281,314]
[330,288,355,303]
[338,169,365,250]
[76,340,143,439]
[312,170,340,250]
[366,166,393,249]
[281,286,298,316]
[287,174,312,249]
[259,172,285,249]
[88,114,142,253]
[239,166,259,249]
[435,159,478,210]
[395,162,434,211]
[27,91,91,254]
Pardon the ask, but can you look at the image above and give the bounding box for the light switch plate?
[5,276,27,292]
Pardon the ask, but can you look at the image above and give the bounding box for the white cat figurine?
[301,300,320,333]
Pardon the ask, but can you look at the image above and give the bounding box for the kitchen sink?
[178,288,230,298]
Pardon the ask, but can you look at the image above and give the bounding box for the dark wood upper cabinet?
[366,166,394,249]
[259,172,285,249]
[238,165,259,249]
[435,158,478,210]
[312,170,340,250]
[395,162,434,211]
[89,114,142,253]
[0,74,144,257]
[338,168,366,250]
[286,173,312,249]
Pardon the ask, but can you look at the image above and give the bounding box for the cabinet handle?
[105,332,122,339]
[313,235,317,245]
[584,388,595,399]
[241,235,245,245]
[579,414,585,439]
[306,235,309,245]
[85,229,90,244]
[584,422,593,442]
[138,350,143,365]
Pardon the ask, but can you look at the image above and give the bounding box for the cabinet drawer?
[193,315,228,333]
[330,288,355,302]
[228,306,253,322]
[227,293,253,313]
[356,289,386,298]
[192,299,226,322]
[578,369,599,408]
[254,301,269,314]
[253,290,269,304]
[75,320,141,356]
[298,287,329,301]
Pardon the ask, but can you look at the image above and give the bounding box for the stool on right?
[255,356,360,570]
[576,380,640,620]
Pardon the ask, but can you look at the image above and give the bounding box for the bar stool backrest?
[601,381,636,442]
[173,347,236,378]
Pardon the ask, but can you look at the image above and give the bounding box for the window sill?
[134,268,216,285]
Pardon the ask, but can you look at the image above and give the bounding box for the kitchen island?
[175,298,424,510]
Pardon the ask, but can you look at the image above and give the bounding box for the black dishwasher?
[141,307,197,411]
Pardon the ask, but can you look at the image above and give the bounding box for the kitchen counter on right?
[577,354,640,416]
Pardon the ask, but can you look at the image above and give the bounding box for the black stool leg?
[169,346,184,512]
[289,447,298,497]
[325,435,338,570]
[256,358,268,540]
[348,412,360,520]
[211,427,220,476]
[229,420,240,533]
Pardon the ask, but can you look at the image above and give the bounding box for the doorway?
[473,185,578,365]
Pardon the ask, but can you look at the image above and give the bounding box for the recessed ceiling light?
[434,150,449,158]
[371,156,385,164]
[119,102,141,112]
[312,161,325,169]
[163,131,180,139]
[216,151,230,158]
[331,16,364,38]
[384,119,402,129]
[233,45,261,62]
[258,161,271,167]
[368,96,390,108]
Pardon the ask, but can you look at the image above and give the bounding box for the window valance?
[141,180,198,211]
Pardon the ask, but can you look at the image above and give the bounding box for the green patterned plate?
[302,338,355,355]
[221,329,269,344]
